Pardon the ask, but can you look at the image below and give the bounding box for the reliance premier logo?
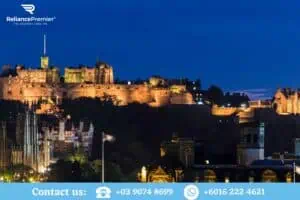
[21,4,36,15]
[5,3,56,26]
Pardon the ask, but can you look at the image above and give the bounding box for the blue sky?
[1,0,300,97]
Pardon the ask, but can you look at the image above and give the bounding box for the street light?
[102,132,115,183]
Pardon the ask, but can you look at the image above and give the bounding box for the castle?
[273,88,300,115]
[0,35,193,108]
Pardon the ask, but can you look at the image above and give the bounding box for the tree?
[207,85,224,105]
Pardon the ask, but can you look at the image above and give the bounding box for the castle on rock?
[0,35,193,108]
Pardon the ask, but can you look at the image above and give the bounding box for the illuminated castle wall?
[0,74,193,107]
[0,35,193,107]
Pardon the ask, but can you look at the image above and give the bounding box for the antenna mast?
[43,34,47,56]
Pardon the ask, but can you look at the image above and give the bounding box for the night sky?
[1,0,300,99]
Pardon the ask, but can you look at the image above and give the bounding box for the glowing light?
[29,177,35,183]
[240,103,247,108]
[197,101,203,105]
[225,177,230,183]
[39,167,46,174]
[141,166,147,182]
[205,160,210,165]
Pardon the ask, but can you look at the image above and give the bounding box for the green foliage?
[66,147,88,165]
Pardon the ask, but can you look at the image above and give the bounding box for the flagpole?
[294,161,296,184]
[102,131,105,183]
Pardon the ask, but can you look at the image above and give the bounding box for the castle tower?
[41,34,49,69]
[237,122,265,165]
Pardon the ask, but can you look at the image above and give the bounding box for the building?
[43,118,94,158]
[78,121,94,156]
[273,88,300,115]
[65,62,113,84]
[138,166,177,183]
[294,138,300,156]
[23,111,39,172]
[0,121,9,169]
[11,145,23,166]
[237,122,265,165]
[160,133,195,168]
[39,129,51,173]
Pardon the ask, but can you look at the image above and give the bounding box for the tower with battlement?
[41,35,49,69]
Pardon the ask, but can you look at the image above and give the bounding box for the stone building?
[237,122,265,165]
[64,62,113,84]
[273,88,300,115]
[0,122,9,169]
[23,111,39,172]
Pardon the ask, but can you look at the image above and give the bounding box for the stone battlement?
[0,74,193,107]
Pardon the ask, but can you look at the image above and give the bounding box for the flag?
[102,132,115,142]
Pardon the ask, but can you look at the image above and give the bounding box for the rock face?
[0,66,194,107]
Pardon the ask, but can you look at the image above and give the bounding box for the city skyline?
[2,0,300,95]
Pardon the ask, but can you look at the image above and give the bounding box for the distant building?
[237,122,265,165]
[0,122,9,168]
[78,121,94,156]
[23,111,39,172]
[45,119,94,158]
[294,139,300,156]
[11,145,23,166]
[273,88,300,115]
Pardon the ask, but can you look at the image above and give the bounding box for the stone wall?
[65,84,193,107]
[0,77,193,107]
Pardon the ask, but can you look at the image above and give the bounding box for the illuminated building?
[11,145,23,166]
[45,119,94,158]
[0,122,9,168]
[23,111,39,172]
[64,62,114,84]
[39,128,51,173]
[138,165,183,183]
[273,88,300,115]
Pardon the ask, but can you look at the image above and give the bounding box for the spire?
[43,34,47,56]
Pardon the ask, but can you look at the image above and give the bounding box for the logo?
[96,186,112,199]
[184,184,199,200]
[5,3,56,26]
[21,4,35,15]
